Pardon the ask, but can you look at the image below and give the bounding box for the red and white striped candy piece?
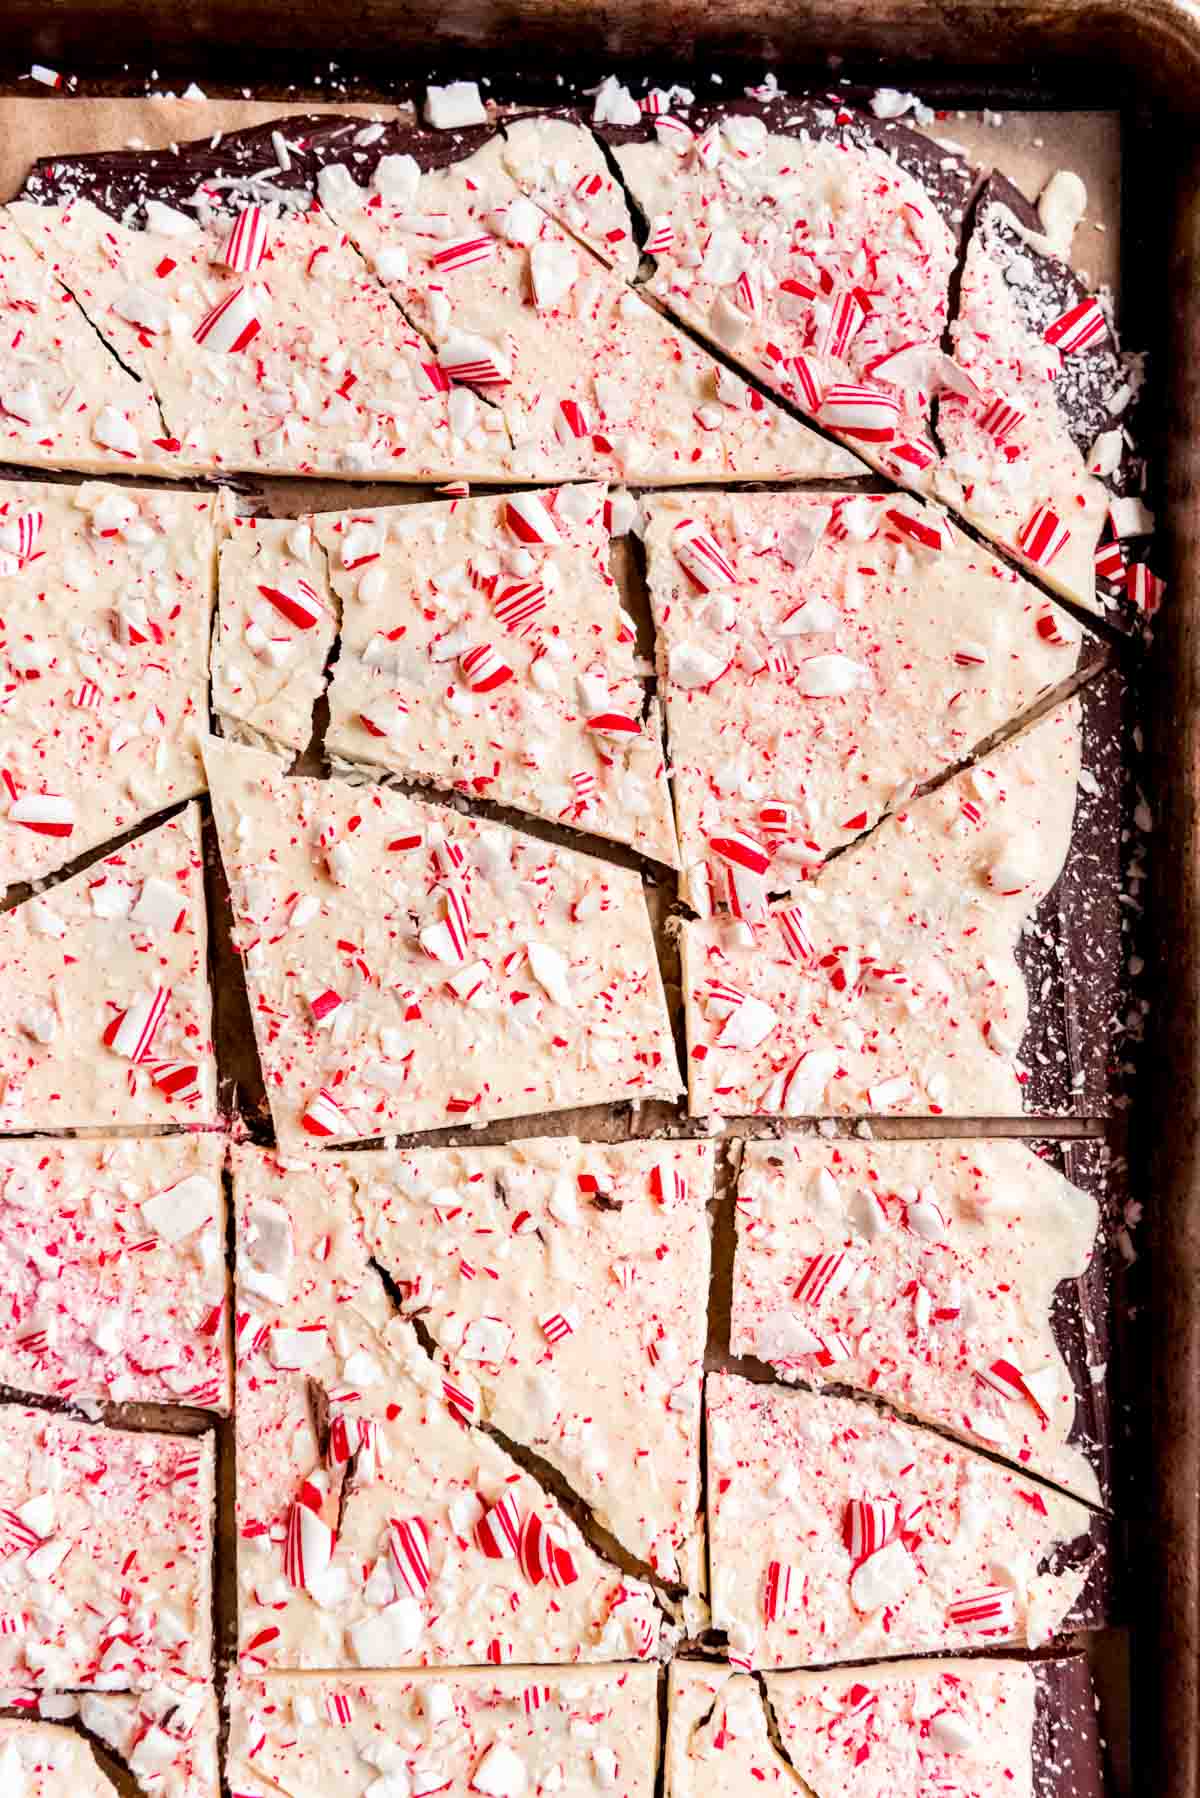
[459,643,514,694]
[673,519,736,590]
[301,1087,351,1139]
[258,579,325,630]
[387,1516,432,1596]
[8,793,74,838]
[1017,502,1071,569]
[361,696,410,738]
[556,398,592,441]
[884,435,938,474]
[644,214,676,255]
[788,354,823,413]
[977,394,1026,443]
[946,1587,1017,1632]
[325,1693,354,1726]
[193,285,261,353]
[74,680,103,710]
[842,1498,899,1562]
[1094,538,1127,583]
[819,290,866,360]
[819,383,899,443]
[438,332,512,387]
[1044,296,1108,354]
[776,905,814,964]
[707,828,770,877]
[105,987,169,1062]
[885,504,948,553]
[539,1310,575,1344]
[149,1060,202,1105]
[792,1251,850,1307]
[431,234,495,272]
[654,114,694,152]
[0,1509,42,1555]
[443,1377,475,1424]
[649,1159,686,1207]
[1034,606,1073,646]
[523,1684,552,1716]
[493,578,547,634]
[586,710,642,741]
[1127,562,1166,614]
[517,1511,579,1587]
[220,206,269,273]
[283,1478,334,1591]
[475,1491,522,1559]
[486,1638,510,1665]
[505,493,561,546]
[764,1558,797,1622]
[977,1357,1049,1422]
[0,507,43,567]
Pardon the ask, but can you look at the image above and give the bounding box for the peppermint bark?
[213,512,338,756]
[0,211,164,477]
[226,1664,658,1796]
[501,113,643,276]
[234,1146,666,1670]
[643,489,1086,908]
[731,1137,1108,1505]
[0,1685,221,1798]
[6,187,513,481]
[0,806,217,1132]
[0,1134,229,1412]
[0,1408,214,1691]
[682,686,1123,1119]
[312,128,863,483]
[204,735,680,1147]
[0,482,216,894]
[352,1134,713,1593]
[600,95,974,487]
[942,173,1148,620]
[706,1375,1107,1669]
[666,1654,1105,1798]
[318,484,678,865]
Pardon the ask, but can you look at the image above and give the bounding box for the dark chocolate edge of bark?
[1016,666,1131,1118]
[1041,1500,1115,1631]
[1028,1140,1115,1513]
[1033,1653,1107,1798]
[596,91,977,239]
[974,170,1152,624]
[17,111,505,220]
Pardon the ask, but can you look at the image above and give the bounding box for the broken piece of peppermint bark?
[234,1145,666,1670]
[0,1407,214,1691]
[706,1375,1108,1669]
[7,147,514,480]
[941,173,1152,622]
[0,210,164,477]
[643,489,1087,907]
[731,1137,1109,1505]
[226,1664,658,1797]
[0,1134,229,1412]
[501,112,643,277]
[212,511,338,755]
[203,734,680,1147]
[597,94,975,487]
[351,1134,712,1594]
[682,677,1126,1120]
[0,805,217,1132]
[0,481,216,894]
[308,123,864,482]
[1,1683,221,1798]
[665,1653,1108,1798]
[316,483,678,865]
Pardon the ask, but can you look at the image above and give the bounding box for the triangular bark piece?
[0,805,217,1131]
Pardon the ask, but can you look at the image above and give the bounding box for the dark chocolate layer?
[1033,1653,1108,1798]
[1017,666,1133,1117]
[19,111,501,223]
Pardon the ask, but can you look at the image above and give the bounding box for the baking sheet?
[0,92,1134,1796]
